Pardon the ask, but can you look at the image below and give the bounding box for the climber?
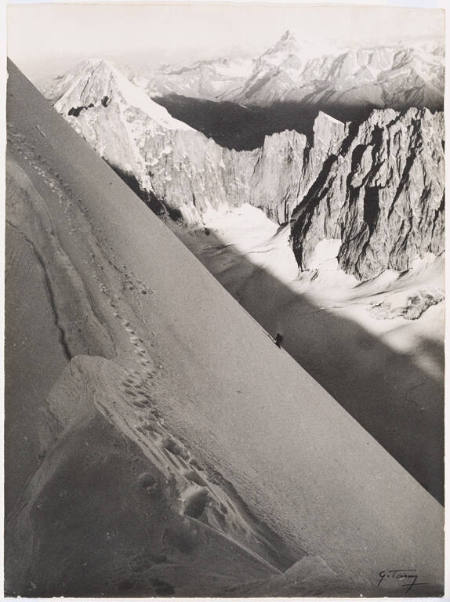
[275,333,283,348]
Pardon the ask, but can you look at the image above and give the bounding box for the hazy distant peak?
[264,29,302,56]
[80,57,116,70]
[281,29,294,40]
[277,29,298,46]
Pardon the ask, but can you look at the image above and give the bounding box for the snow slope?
[5,59,443,596]
[176,205,444,504]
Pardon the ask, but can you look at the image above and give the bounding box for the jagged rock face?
[246,131,308,223]
[291,108,445,280]
[247,114,348,223]
[52,59,340,224]
[141,120,346,225]
[52,60,444,281]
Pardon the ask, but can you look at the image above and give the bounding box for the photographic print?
[4,1,445,597]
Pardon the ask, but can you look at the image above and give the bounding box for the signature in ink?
[378,569,428,593]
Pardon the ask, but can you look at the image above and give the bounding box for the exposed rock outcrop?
[369,288,444,320]
[291,108,444,280]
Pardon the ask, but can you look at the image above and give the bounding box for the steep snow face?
[291,107,445,280]
[51,60,444,281]
[55,58,193,132]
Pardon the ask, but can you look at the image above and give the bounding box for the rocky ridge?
[291,107,444,279]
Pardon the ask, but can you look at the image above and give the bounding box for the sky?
[7,2,446,83]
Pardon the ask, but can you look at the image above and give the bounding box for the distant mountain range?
[143,56,255,102]
[43,31,444,153]
[138,30,444,112]
[233,31,444,109]
[45,31,444,116]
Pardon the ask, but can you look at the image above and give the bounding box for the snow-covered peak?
[54,58,193,132]
[259,30,303,66]
[261,30,333,66]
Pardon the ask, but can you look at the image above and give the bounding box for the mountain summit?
[54,58,192,132]
[270,29,301,53]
